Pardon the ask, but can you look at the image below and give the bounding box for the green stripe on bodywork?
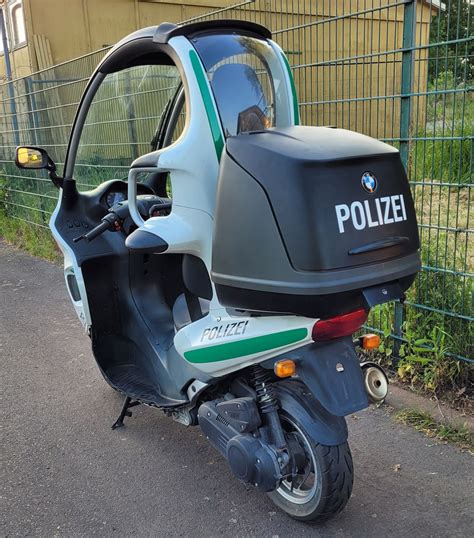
[189,50,225,159]
[281,52,300,125]
[184,328,308,364]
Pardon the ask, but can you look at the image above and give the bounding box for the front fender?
[273,379,348,446]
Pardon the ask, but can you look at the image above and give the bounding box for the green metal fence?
[0,0,472,362]
[0,48,111,227]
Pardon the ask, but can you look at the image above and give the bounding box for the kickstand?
[111,396,141,430]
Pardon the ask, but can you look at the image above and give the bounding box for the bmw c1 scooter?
[15,20,420,522]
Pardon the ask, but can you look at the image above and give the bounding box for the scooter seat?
[173,293,210,331]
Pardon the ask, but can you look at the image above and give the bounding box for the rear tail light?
[312,309,368,342]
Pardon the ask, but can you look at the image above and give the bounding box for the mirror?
[15,146,52,170]
[15,145,63,189]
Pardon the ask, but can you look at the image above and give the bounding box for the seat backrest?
[182,254,213,301]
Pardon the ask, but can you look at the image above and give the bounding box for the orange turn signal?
[361,333,381,350]
[274,359,296,378]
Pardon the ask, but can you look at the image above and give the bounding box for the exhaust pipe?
[360,362,388,403]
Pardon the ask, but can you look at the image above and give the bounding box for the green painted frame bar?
[189,49,225,159]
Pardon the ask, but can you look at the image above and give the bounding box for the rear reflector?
[312,309,368,342]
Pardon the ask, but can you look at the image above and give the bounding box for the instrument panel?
[105,190,127,207]
[100,181,154,208]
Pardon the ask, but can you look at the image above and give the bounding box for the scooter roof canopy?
[153,19,272,43]
[98,20,272,75]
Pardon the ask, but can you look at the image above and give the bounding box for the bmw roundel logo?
[361,171,377,193]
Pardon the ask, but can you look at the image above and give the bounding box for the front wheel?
[267,412,354,522]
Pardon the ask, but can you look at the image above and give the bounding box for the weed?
[395,409,473,451]
[365,225,473,393]
[0,210,61,264]
[411,233,473,360]
[363,302,395,367]
[396,321,472,394]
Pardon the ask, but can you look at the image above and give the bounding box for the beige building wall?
[0,0,232,80]
[1,0,438,143]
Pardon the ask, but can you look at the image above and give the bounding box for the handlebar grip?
[83,220,111,242]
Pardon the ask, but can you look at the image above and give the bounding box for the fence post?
[394,0,416,359]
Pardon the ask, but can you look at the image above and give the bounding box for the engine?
[198,398,284,492]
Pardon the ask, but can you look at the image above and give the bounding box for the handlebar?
[82,220,112,242]
[73,195,171,243]
[128,167,161,227]
[73,213,117,243]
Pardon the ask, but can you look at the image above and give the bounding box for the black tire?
[267,411,354,522]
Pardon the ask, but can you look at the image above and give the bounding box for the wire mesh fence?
[0,0,472,362]
[0,48,111,227]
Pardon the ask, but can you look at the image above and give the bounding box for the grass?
[365,227,473,394]
[410,72,473,186]
[353,71,474,375]
[0,210,61,264]
[407,73,473,363]
[413,186,472,269]
[367,302,473,396]
[395,408,473,452]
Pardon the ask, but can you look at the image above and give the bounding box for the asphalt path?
[1,241,473,537]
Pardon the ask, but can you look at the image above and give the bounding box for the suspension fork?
[251,365,287,450]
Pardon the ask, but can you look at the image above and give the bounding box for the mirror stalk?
[49,169,63,189]
[46,158,63,189]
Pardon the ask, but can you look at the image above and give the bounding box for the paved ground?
[1,241,473,537]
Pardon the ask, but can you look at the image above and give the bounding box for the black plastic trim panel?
[125,229,169,253]
[153,19,271,44]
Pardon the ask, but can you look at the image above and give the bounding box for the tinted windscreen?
[73,64,183,191]
[192,34,291,137]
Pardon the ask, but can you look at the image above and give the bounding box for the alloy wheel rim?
[276,416,319,504]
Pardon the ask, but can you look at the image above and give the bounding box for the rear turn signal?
[274,359,296,378]
[312,309,368,342]
[361,333,381,350]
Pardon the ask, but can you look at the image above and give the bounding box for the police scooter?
[15,20,420,522]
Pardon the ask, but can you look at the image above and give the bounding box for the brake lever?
[149,202,172,217]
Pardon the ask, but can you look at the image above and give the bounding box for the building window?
[10,0,26,47]
[0,8,5,54]
[0,37,3,56]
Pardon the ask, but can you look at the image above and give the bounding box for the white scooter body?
[49,25,318,381]
[15,19,419,523]
[123,34,315,378]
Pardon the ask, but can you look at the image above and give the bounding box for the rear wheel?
[267,412,353,522]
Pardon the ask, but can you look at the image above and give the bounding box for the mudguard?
[273,379,348,446]
[295,336,369,417]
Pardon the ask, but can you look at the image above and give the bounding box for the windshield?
[73,64,183,191]
[192,33,291,137]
